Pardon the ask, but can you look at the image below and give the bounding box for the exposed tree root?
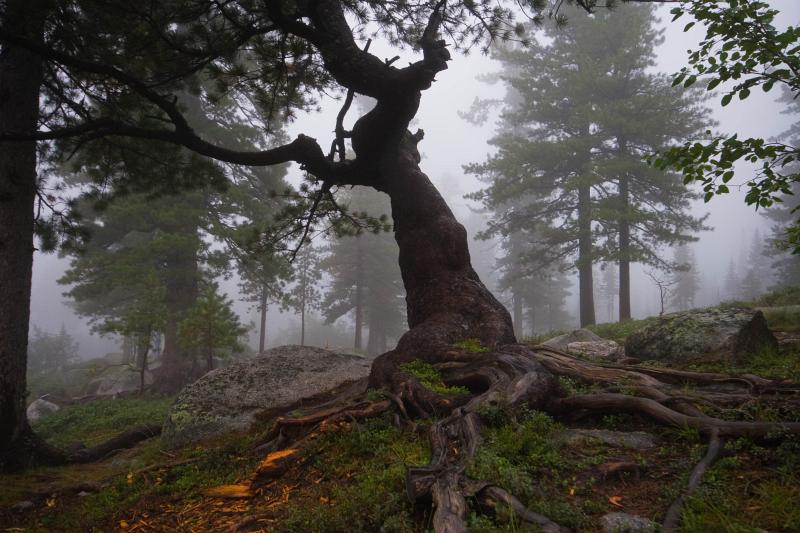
[550,393,800,438]
[68,424,162,463]
[474,485,570,533]
[661,429,726,531]
[244,342,800,532]
[2,422,162,471]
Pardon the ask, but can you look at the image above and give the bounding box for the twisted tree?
[2,1,800,530]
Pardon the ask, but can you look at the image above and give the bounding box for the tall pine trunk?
[354,243,364,351]
[512,286,524,338]
[156,241,199,392]
[300,269,306,346]
[258,284,268,353]
[0,0,59,471]
[577,183,596,327]
[618,141,632,322]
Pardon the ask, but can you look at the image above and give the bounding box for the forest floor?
[2,317,800,532]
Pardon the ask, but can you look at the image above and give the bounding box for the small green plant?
[399,360,470,396]
[523,329,568,345]
[32,396,174,448]
[282,416,428,532]
[557,376,594,395]
[754,285,800,307]
[364,388,386,402]
[477,401,511,427]
[587,317,657,343]
[467,410,564,502]
[453,337,489,353]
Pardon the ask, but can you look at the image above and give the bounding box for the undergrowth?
[679,437,800,531]
[453,337,489,353]
[31,395,174,448]
[280,415,429,532]
[468,407,595,529]
[400,360,470,396]
[587,317,657,344]
[685,346,800,383]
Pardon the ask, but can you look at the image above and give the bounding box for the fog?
[30,1,800,359]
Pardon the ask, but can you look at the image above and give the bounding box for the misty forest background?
[26,2,800,397]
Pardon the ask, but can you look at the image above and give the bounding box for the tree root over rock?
[248,343,800,532]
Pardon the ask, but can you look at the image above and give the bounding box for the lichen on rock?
[624,306,778,365]
[161,345,372,448]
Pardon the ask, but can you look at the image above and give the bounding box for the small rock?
[26,398,60,422]
[77,491,91,498]
[565,340,622,360]
[541,329,604,350]
[12,500,35,512]
[564,429,656,450]
[600,512,658,533]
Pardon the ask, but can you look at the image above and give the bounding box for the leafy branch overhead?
[655,0,800,229]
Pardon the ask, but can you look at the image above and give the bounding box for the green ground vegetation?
[32,396,173,448]
[399,360,470,396]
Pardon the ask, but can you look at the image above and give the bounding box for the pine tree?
[467,4,709,326]
[59,190,208,388]
[178,284,248,372]
[669,245,700,311]
[320,187,405,355]
[287,242,323,347]
[763,93,800,288]
[27,325,79,378]
[740,229,769,300]
[764,184,800,288]
[598,263,619,323]
[494,229,572,337]
[97,270,167,393]
[724,259,741,301]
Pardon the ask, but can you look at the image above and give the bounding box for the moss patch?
[453,337,489,353]
[399,360,469,396]
[32,396,173,448]
[587,317,658,344]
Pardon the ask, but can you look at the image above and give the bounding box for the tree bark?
[259,284,268,354]
[368,132,516,387]
[512,286,524,338]
[138,331,150,395]
[618,141,632,322]
[156,231,200,392]
[577,183,596,327]
[0,0,62,472]
[300,269,306,347]
[354,242,364,352]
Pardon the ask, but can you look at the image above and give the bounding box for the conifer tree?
[59,190,208,387]
[178,284,248,372]
[27,325,78,378]
[724,259,741,301]
[598,263,619,323]
[494,229,572,336]
[288,242,323,347]
[467,4,709,325]
[740,229,769,300]
[320,187,404,354]
[670,245,701,311]
[763,94,800,288]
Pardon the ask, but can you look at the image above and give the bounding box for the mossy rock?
[624,306,778,365]
[161,345,372,448]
